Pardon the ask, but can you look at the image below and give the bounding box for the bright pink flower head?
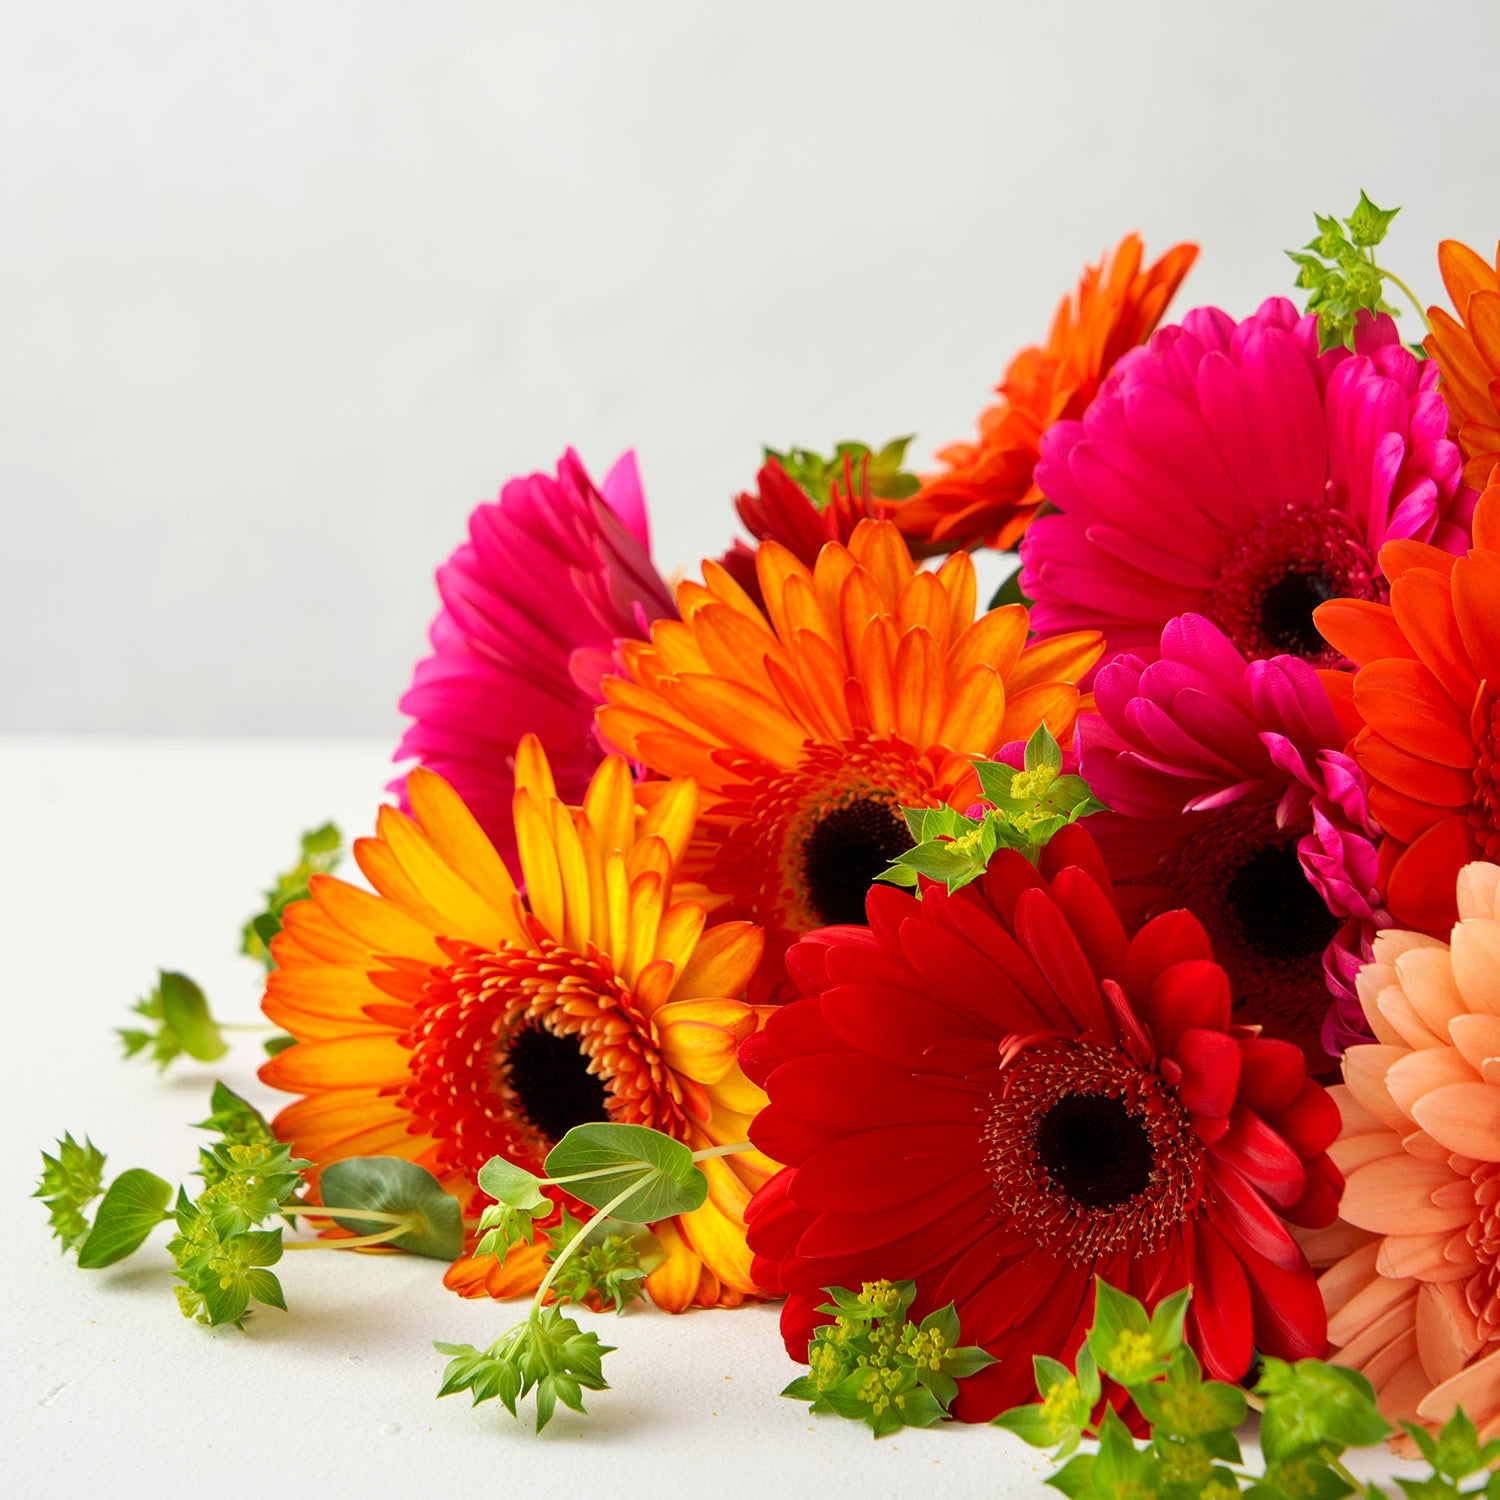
[1022,299,1474,668]
[1077,614,1387,1068]
[393,449,675,872]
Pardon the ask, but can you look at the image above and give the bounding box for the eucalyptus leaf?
[317,1156,463,1260]
[77,1167,173,1268]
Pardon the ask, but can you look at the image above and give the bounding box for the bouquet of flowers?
[38,195,1500,1496]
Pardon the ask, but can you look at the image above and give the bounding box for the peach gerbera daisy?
[888,232,1197,554]
[596,518,1103,999]
[1319,860,1500,1442]
[259,738,776,1312]
[1426,239,1500,489]
[1314,476,1500,934]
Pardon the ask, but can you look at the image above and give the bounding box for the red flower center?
[981,1037,1203,1263]
[397,938,683,1180]
[1472,688,1500,861]
[1155,802,1338,1056]
[1205,502,1382,664]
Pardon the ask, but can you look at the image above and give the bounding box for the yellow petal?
[669,921,765,1001]
[582,754,637,857]
[513,790,564,941]
[644,1218,702,1313]
[655,999,757,1084]
[404,767,519,919]
[513,733,558,805]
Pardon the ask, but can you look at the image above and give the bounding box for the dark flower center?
[1257,570,1339,657]
[504,1023,609,1145]
[1225,841,1340,963]
[1205,503,1381,665]
[1034,1093,1156,1210]
[799,797,914,927]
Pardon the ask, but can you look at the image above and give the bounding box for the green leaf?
[764,438,920,509]
[196,1081,276,1147]
[77,1168,173,1268]
[158,972,228,1062]
[1257,1357,1391,1463]
[1046,1453,1095,1497]
[1346,190,1400,248]
[35,1133,107,1251]
[1024,724,1064,776]
[988,562,1032,611]
[478,1156,551,1212]
[316,1156,463,1260]
[543,1122,708,1222]
[263,1033,297,1057]
[1431,1404,1484,1478]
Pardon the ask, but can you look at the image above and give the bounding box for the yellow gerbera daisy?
[597,518,1104,999]
[259,736,773,1312]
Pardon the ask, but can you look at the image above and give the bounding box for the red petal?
[1206,1163,1301,1270]
[1048,865,1129,985]
[1235,1038,1307,1116]
[1280,1151,1343,1230]
[1014,887,1111,1036]
[1171,1028,1242,1118]
[1268,1078,1343,1160]
[1190,1219,1254,1381]
[788,1124,981,1212]
[1122,910,1214,1007]
[1211,1106,1306,1208]
[1139,958,1233,1058]
[1038,822,1116,898]
[1237,1237,1327,1361]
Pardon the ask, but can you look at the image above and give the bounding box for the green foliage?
[118,970,228,1071]
[76,1168,173,1268]
[879,726,1103,893]
[766,437,920,509]
[474,1155,553,1258]
[993,1277,1500,1497]
[1287,191,1409,353]
[240,821,342,968]
[780,1279,995,1439]
[541,1122,709,1222]
[35,1133,107,1251]
[541,1212,664,1314]
[435,1304,615,1432]
[315,1156,464,1260]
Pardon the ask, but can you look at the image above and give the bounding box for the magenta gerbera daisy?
[392,448,675,871]
[1078,614,1386,1067]
[1021,299,1474,668]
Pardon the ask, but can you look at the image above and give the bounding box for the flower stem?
[218,1022,277,1033]
[288,1204,415,1224]
[690,1141,753,1162]
[1375,265,1432,333]
[283,1223,411,1251]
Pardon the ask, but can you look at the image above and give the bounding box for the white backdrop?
[4,0,1498,738]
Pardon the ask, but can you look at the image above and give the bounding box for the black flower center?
[1257,570,1338,657]
[1034,1093,1155,1211]
[504,1024,608,1145]
[799,797,914,927]
[1225,841,1339,963]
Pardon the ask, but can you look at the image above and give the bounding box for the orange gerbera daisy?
[1319,861,1500,1443]
[596,518,1103,999]
[259,738,776,1312]
[888,232,1197,554]
[1425,239,1500,489]
[1314,477,1500,934]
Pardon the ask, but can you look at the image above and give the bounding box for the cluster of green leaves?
[781,1279,995,1439]
[240,821,342,967]
[119,970,228,1071]
[39,1082,463,1329]
[440,1120,720,1430]
[1287,191,1413,353]
[879,725,1104,894]
[768,437,920,509]
[997,1278,1499,1497]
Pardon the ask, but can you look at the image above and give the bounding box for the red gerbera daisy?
[741,826,1341,1419]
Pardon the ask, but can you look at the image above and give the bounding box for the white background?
[5,1,1500,739]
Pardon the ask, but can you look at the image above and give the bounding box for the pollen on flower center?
[798,796,914,927]
[1205,503,1382,665]
[981,1038,1203,1263]
[501,1023,609,1146]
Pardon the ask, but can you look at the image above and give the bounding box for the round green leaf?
[316,1156,463,1260]
[542,1122,707,1221]
[77,1168,172,1268]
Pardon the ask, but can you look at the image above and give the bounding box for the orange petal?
[644,1218,703,1312]
[260,1034,413,1092]
[655,999,757,1084]
[1315,598,1415,668]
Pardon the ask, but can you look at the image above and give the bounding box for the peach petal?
[1458,863,1500,923]
[1373,983,1444,1051]
[1395,945,1468,1035]
[1329,1082,1386,1136]
[1385,1048,1482,1122]
[1341,1156,1472,1234]
[1299,1219,1378,1266]
[1318,1241,1381,1315]
[1452,919,1500,1016]
[1379,1233,1473,1283]
[1343,1045,1418,1132]
[1449,1013,1500,1073]
[1402,1128,1459,1166]
[1373,929,1449,965]
[1411,1081,1500,1161]
[1329,1131,1404,1175]
[1328,1267,1419,1346]
[1363,1328,1422,1408]
[1416,1280,1489,1386]
[1337,1299,1422,1371]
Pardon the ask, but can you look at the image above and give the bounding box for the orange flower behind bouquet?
[1425,238,1500,489]
[889,232,1197,554]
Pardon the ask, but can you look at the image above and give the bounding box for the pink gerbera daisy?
[393,448,675,871]
[1078,613,1386,1067]
[1021,300,1473,667]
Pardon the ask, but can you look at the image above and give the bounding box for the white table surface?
[2,739,1424,1497]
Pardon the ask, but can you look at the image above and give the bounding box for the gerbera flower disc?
[393,448,675,873]
[1314,477,1500,933]
[1425,238,1500,488]
[890,233,1197,554]
[1022,300,1472,668]
[260,737,774,1311]
[596,518,1103,999]
[1079,613,1385,1064]
[1319,861,1500,1442]
[741,826,1341,1419]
